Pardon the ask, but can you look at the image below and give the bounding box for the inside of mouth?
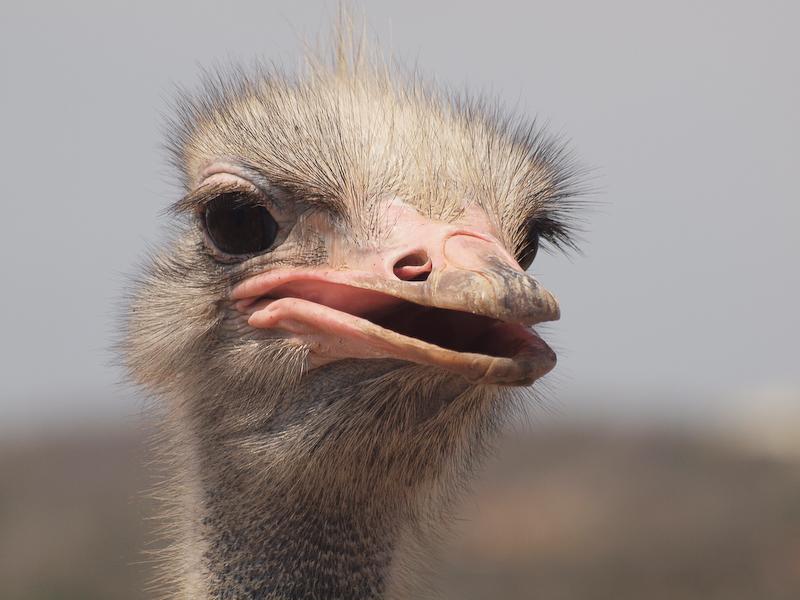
[263,281,527,359]
[372,304,523,358]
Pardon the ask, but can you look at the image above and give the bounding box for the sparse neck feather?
[198,455,396,598]
[167,367,502,599]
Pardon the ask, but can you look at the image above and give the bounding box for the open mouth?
[235,278,557,386]
[372,303,526,358]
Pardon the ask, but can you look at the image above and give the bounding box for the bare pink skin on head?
[233,198,560,385]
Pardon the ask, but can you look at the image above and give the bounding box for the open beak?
[231,209,560,386]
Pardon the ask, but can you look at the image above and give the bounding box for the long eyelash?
[168,183,260,216]
[531,215,577,251]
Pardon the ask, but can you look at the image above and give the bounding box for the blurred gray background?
[1,1,798,599]
[1,0,798,428]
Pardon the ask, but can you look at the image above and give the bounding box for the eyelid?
[170,180,268,216]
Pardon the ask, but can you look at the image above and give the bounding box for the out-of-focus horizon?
[2,419,799,600]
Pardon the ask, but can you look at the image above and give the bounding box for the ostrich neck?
[199,469,397,599]
[170,367,494,599]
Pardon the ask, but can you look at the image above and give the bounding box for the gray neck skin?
[200,470,396,599]
[176,364,494,600]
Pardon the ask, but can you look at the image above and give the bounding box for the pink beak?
[232,202,560,386]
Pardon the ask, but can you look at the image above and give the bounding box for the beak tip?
[543,289,561,322]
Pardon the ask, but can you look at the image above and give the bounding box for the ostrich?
[124,25,581,600]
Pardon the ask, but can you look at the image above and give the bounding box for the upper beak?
[231,208,560,386]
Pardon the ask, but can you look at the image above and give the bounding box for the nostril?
[393,251,432,282]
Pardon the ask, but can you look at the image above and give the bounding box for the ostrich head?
[124,31,580,599]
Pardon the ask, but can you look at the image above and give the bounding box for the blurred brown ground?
[1,420,798,600]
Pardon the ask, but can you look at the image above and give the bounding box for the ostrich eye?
[203,192,279,256]
[517,226,540,270]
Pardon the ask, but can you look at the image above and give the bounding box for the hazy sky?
[1,1,798,425]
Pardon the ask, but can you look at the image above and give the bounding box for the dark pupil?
[518,227,540,269]
[204,193,278,256]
